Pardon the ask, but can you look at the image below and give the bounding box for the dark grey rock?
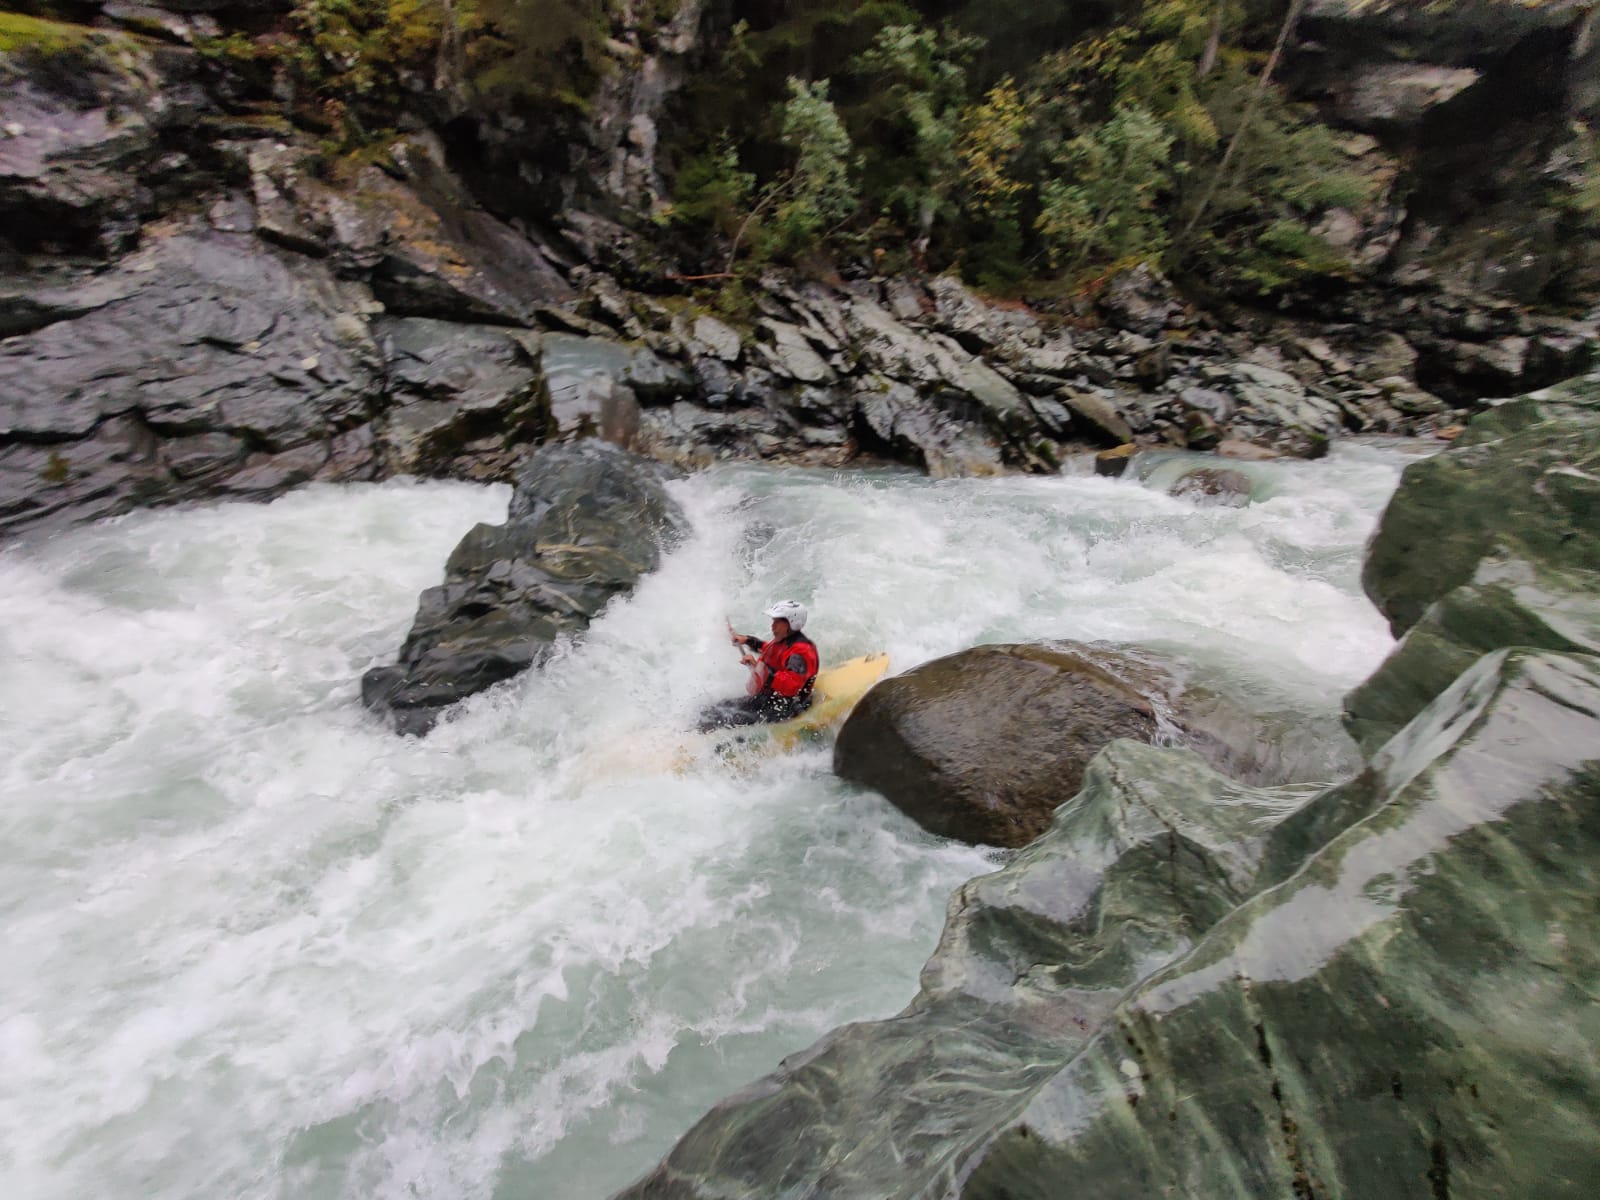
[376,318,550,477]
[361,439,687,735]
[246,135,576,324]
[0,31,207,255]
[853,377,1006,478]
[540,332,692,408]
[0,226,383,538]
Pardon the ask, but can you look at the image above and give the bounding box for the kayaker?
[698,600,820,731]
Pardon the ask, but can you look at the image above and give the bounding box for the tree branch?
[1177,0,1305,250]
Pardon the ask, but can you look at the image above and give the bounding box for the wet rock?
[1170,466,1251,506]
[375,318,550,478]
[0,19,209,255]
[539,331,691,410]
[839,296,1032,444]
[0,263,138,337]
[1094,444,1136,477]
[1062,392,1134,446]
[833,643,1161,847]
[1362,375,1600,635]
[0,415,161,537]
[638,400,806,468]
[1207,361,1341,457]
[620,645,1600,1200]
[1215,439,1284,461]
[1097,264,1179,336]
[1347,374,1600,748]
[0,226,383,537]
[620,739,1322,1200]
[217,442,329,495]
[247,135,575,323]
[957,648,1600,1200]
[361,440,687,735]
[853,377,1006,478]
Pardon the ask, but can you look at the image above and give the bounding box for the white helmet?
[764,599,808,631]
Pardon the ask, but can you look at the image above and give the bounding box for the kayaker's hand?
[740,652,757,666]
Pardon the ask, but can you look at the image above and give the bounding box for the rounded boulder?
[833,643,1159,848]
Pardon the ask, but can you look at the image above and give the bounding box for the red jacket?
[746,632,819,699]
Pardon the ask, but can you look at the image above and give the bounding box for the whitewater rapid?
[0,444,1413,1199]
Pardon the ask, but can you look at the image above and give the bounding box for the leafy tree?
[767,77,859,252]
[1174,56,1377,292]
[664,139,756,235]
[958,77,1029,215]
[1036,103,1174,267]
[469,0,615,108]
[846,23,979,239]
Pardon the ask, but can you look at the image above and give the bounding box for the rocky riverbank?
[4,6,1598,542]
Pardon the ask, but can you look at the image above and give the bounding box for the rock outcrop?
[1292,0,1600,303]
[361,440,686,735]
[2,4,1597,555]
[1346,372,1600,750]
[0,228,389,533]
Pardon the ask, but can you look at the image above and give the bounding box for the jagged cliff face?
[1290,0,1600,302]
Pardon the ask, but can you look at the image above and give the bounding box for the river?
[0,444,1413,1199]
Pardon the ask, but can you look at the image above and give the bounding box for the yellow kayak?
[738,652,892,754]
[575,653,891,781]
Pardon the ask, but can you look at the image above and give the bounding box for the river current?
[1,444,1413,1199]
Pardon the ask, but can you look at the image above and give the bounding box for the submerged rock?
[1169,466,1252,506]
[618,646,1600,1199]
[361,440,686,735]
